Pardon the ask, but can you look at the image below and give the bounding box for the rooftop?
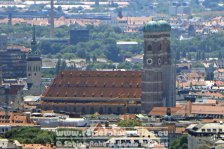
[43,70,142,99]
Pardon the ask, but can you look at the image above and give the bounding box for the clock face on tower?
[147,58,153,65]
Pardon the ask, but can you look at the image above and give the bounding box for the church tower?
[141,20,176,113]
[27,25,42,95]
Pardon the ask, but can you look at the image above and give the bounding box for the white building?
[187,122,224,149]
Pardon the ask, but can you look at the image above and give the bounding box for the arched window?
[158,44,162,51]
[148,45,152,51]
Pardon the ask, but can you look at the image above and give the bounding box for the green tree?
[2,127,56,145]
[118,119,142,127]
[170,135,187,149]
[117,62,133,70]
[92,54,97,62]
[86,54,91,62]
[76,49,86,58]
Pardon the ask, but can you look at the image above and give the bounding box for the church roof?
[43,70,142,99]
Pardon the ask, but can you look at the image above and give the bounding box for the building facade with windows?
[0,46,28,79]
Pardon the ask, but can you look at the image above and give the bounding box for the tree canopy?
[2,127,56,144]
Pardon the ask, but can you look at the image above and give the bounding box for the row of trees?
[173,32,224,61]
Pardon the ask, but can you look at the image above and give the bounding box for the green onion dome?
[143,20,171,32]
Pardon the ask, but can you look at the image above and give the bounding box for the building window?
[90,107,94,114]
[99,107,103,114]
[207,129,211,132]
[108,107,112,114]
[81,107,85,114]
[213,129,216,132]
[117,107,121,114]
[158,44,161,51]
[148,45,152,51]
[127,107,130,113]
[158,58,161,65]
[135,108,139,113]
[201,129,205,132]
[219,129,222,132]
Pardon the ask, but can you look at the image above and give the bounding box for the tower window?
[148,45,152,51]
[158,58,161,65]
[147,59,153,65]
[158,43,162,51]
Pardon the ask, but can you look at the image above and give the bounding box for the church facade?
[40,21,176,114]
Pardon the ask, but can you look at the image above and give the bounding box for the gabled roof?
[43,70,142,99]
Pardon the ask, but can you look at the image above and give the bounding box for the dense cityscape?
[0,0,224,149]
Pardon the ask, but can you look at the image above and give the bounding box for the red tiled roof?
[0,112,34,125]
[149,104,224,116]
[119,114,136,120]
[7,45,30,52]
[149,107,182,116]
[191,105,224,115]
[22,144,53,149]
[43,71,142,99]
